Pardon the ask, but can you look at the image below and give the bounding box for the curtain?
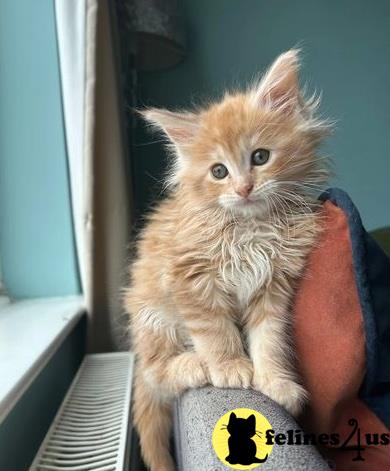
[55,0,132,352]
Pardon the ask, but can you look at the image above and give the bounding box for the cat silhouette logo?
[212,408,274,469]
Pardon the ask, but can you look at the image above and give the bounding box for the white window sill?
[0,295,85,423]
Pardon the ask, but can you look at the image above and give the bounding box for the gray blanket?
[174,387,330,470]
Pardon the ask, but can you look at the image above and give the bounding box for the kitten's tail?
[133,374,175,471]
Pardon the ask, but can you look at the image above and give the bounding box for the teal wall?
[137,0,390,230]
[0,0,80,298]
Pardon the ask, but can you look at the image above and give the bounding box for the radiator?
[30,352,134,471]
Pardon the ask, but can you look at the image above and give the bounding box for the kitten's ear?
[139,108,200,146]
[252,49,301,113]
[228,412,237,424]
[247,414,256,427]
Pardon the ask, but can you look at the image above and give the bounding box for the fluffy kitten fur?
[125,50,330,471]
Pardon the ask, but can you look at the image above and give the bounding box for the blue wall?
[137,0,390,230]
[0,0,79,298]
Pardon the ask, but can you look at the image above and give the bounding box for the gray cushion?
[173,387,330,470]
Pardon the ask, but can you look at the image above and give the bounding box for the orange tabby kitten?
[125,50,330,471]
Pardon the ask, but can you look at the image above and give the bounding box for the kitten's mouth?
[219,195,267,215]
[236,198,256,206]
[226,196,270,217]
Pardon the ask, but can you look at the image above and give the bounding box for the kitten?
[225,412,268,465]
[124,50,330,471]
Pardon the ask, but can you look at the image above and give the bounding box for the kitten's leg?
[246,287,307,417]
[133,325,209,471]
[182,309,253,389]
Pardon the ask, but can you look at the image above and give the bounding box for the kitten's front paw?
[208,357,253,389]
[186,355,210,389]
[253,375,308,417]
[177,352,210,390]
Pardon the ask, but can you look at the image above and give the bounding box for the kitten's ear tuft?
[139,108,200,145]
[252,49,301,113]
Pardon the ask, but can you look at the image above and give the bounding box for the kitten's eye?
[251,148,270,166]
[211,163,229,179]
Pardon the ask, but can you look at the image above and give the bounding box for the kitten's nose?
[235,183,254,198]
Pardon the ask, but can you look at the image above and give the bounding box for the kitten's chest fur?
[217,220,284,308]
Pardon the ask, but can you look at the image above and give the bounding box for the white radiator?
[30,352,134,471]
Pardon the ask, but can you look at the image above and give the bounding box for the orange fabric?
[294,201,390,470]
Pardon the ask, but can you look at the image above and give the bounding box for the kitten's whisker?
[276,190,313,215]
[274,151,303,172]
[145,171,162,184]
[136,139,168,146]
[275,157,329,177]
[271,193,292,238]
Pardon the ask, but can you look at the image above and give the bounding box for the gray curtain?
[55,0,133,353]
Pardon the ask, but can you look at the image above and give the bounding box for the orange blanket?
[295,199,390,470]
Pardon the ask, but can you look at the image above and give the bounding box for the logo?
[213,412,390,467]
[212,408,274,469]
